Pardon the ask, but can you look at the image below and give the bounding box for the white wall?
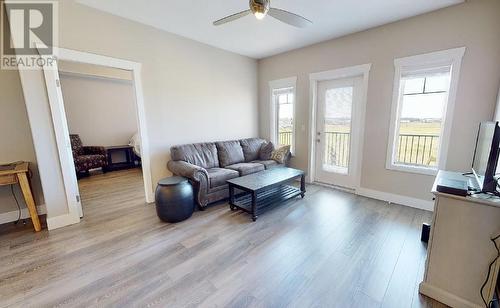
[258,0,500,203]
[8,0,258,225]
[60,72,138,147]
[0,70,44,218]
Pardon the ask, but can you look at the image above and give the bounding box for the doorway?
[40,48,153,224]
[60,60,145,217]
[309,64,371,190]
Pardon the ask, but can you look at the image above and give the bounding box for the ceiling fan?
[213,0,312,28]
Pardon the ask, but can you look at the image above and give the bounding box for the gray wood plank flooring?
[0,168,448,307]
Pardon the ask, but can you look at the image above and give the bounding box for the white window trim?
[269,76,297,154]
[386,47,466,176]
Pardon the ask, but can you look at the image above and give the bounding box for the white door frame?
[39,47,154,224]
[308,64,371,190]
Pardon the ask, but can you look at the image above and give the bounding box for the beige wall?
[60,71,138,147]
[4,0,498,225]
[258,0,500,202]
[0,70,44,217]
[7,0,258,221]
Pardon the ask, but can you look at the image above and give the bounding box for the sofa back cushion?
[216,140,245,167]
[239,138,266,162]
[170,142,219,169]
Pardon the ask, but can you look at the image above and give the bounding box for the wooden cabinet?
[419,171,500,308]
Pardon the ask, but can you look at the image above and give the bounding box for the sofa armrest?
[83,146,106,156]
[168,160,211,208]
[167,160,208,182]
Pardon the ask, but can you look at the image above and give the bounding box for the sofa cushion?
[216,141,245,167]
[259,141,275,160]
[251,160,278,170]
[206,168,239,188]
[240,138,266,162]
[170,142,219,169]
[225,163,265,176]
[74,154,107,172]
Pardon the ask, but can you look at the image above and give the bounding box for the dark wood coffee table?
[227,167,305,221]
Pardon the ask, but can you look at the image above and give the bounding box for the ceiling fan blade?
[268,8,312,28]
[213,10,251,26]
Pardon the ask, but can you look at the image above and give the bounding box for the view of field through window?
[276,71,450,170]
[321,86,353,173]
[277,89,294,149]
[394,71,450,167]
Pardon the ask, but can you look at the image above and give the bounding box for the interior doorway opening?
[58,60,146,218]
[40,47,153,228]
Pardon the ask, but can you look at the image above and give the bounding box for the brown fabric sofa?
[167,138,289,209]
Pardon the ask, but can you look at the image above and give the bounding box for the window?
[269,77,297,154]
[387,48,465,175]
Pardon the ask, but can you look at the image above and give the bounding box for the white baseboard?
[313,181,355,194]
[355,187,434,211]
[0,204,47,225]
[419,282,482,308]
[46,212,80,230]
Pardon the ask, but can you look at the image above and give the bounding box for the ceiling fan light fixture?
[250,0,270,20]
[213,0,312,28]
[254,12,266,20]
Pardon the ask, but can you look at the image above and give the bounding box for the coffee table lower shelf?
[229,185,303,221]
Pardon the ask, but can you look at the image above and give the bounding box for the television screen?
[472,121,500,192]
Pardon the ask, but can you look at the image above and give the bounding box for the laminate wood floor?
[0,168,448,308]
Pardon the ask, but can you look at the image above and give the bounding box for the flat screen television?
[472,121,500,193]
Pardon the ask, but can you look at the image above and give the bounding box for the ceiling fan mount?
[213,0,312,28]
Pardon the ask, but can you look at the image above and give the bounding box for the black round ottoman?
[155,176,194,223]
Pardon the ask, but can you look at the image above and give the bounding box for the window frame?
[269,76,297,155]
[386,47,466,175]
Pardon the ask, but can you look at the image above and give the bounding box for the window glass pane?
[278,94,287,104]
[277,91,294,148]
[322,86,353,174]
[400,92,447,119]
[425,74,450,93]
[395,71,451,168]
[325,87,353,132]
[403,77,425,94]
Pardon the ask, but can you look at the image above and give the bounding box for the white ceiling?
[76,0,463,59]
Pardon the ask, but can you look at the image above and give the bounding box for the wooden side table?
[0,162,41,232]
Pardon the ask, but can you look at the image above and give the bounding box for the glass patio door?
[315,76,363,189]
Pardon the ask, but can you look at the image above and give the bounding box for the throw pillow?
[240,138,265,162]
[259,141,275,160]
[271,145,290,164]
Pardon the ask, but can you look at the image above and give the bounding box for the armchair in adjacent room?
[70,134,108,175]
